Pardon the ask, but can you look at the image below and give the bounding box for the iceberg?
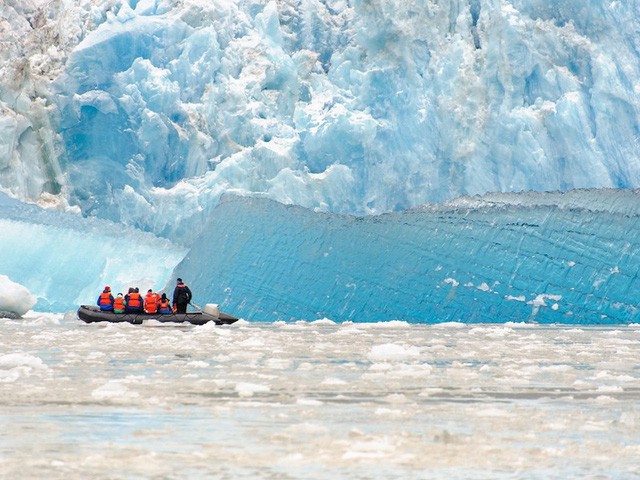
[0,192,185,312]
[173,190,640,324]
[0,274,36,317]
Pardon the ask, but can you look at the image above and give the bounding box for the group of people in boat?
[97,278,193,314]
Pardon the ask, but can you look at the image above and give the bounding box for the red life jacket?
[145,293,158,313]
[128,292,142,309]
[114,297,125,311]
[99,292,113,306]
[159,299,171,311]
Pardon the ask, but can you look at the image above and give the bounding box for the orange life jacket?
[114,297,125,311]
[158,299,171,311]
[99,291,113,306]
[145,293,158,313]
[128,292,142,309]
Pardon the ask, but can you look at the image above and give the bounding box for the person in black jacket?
[172,278,192,313]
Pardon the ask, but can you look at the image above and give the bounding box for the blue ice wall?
[0,193,185,312]
[174,191,640,324]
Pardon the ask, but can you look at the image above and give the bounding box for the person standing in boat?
[125,287,143,313]
[172,278,192,313]
[97,286,114,311]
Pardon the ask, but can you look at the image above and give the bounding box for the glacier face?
[0,192,185,312]
[2,1,640,322]
[2,0,640,242]
[175,190,640,323]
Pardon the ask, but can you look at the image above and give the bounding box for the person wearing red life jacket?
[144,289,158,314]
[125,287,143,313]
[97,286,114,311]
[158,293,172,314]
[113,293,126,313]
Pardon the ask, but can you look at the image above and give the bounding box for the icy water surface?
[0,314,639,479]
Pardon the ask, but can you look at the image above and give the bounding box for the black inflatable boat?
[77,304,239,325]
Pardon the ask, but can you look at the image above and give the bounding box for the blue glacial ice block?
[0,192,186,312]
[37,0,640,241]
[176,190,640,324]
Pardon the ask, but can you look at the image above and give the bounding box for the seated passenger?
[97,286,114,311]
[113,293,126,314]
[125,287,143,313]
[158,293,171,314]
[144,289,158,314]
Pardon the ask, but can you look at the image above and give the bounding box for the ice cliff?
[176,190,640,323]
[2,0,640,243]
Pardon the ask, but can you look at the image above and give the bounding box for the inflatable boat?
[77,304,239,325]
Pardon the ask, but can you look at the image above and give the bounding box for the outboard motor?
[203,303,220,318]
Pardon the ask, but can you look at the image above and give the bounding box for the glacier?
[1,1,640,322]
[3,0,640,241]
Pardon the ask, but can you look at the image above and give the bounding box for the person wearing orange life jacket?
[97,286,114,311]
[144,289,159,314]
[158,293,171,314]
[113,293,126,313]
[125,287,143,313]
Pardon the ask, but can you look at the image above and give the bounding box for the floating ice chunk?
[296,398,323,406]
[0,275,37,317]
[310,318,336,325]
[91,381,140,402]
[186,360,209,368]
[0,352,44,369]
[365,321,411,329]
[367,344,420,362]
[265,358,291,369]
[342,438,396,460]
[596,385,624,393]
[374,407,406,418]
[321,377,347,385]
[235,382,270,397]
[432,322,466,328]
[239,337,265,347]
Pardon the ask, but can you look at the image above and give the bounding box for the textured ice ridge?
[174,189,640,324]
